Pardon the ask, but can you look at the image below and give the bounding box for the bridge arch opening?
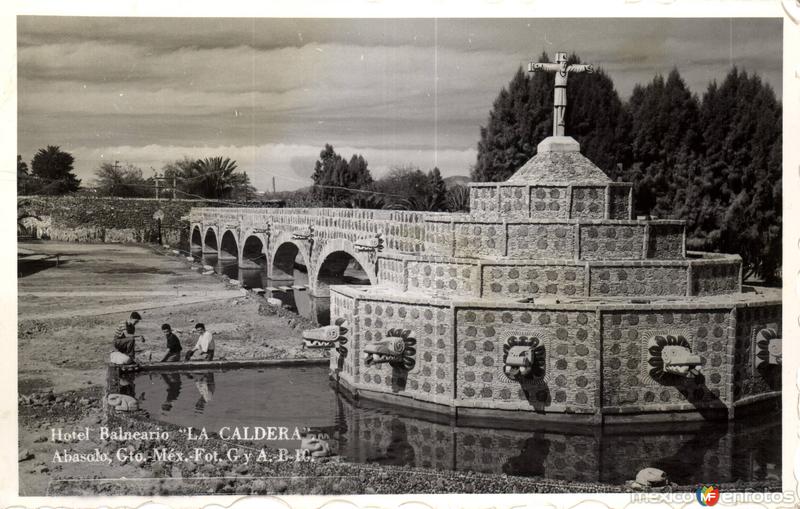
[220,231,239,261]
[314,250,372,325]
[271,242,309,285]
[237,235,267,289]
[204,228,218,253]
[191,227,202,253]
[242,236,266,267]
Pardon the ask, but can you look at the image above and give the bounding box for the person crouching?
[185,323,215,361]
[160,324,182,362]
[113,311,143,360]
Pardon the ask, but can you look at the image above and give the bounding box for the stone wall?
[18,195,211,249]
[468,182,632,221]
[374,254,741,300]
[331,286,780,422]
[600,308,734,414]
[732,304,782,402]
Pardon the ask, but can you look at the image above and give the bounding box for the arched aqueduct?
[189,208,429,299]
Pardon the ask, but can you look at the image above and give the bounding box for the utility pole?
[172,177,176,199]
[272,176,276,194]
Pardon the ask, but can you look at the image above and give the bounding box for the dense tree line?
[308,145,466,212]
[473,55,781,282]
[17,146,254,201]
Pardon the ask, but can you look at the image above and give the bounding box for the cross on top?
[528,52,594,137]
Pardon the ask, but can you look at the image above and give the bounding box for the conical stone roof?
[506,136,612,185]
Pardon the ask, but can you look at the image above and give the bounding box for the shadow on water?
[132,365,781,485]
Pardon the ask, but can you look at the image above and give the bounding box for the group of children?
[112,311,216,362]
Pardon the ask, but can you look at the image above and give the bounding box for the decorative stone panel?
[423,220,453,256]
[529,186,569,219]
[601,310,733,411]
[732,304,782,402]
[481,264,585,298]
[589,265,687,297]
[408,261,477,297]
[454,223,505,258]
[647,223,684,259]
[499,186,530,220]
[692,262,740,295]
[329,290,357,384]
[579,224,645,260]
[469,186,499,217]
[608,185,631,220]
[377,257,406,291]
[455,308,599,413]
[571,187,606,219]
[357,300,453,405]
[506,223,574,259]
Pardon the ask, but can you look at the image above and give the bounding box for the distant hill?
[444,176,471,188]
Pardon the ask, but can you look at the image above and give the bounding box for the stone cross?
[528,52,594,137]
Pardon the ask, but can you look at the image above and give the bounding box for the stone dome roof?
[506,136,612,185]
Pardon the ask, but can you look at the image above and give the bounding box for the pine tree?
[347,154,373,189]
[472,52,553,182]
[311,145,374,205]
[473,53,628,182]
[427,167,447,211]
[690,68,782,282]
[624,69,700,216]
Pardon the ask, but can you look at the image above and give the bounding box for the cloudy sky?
[17,17,782,192]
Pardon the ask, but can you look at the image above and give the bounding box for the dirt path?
[22,290,246,321]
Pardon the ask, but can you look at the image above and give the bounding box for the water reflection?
[131,366,781,485]
[160,373,182,412]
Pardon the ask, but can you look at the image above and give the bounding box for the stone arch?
[190,226,203,253]
[203,227,218,253]
[241,234,267,269]
[312,239,376,298]
[269,236,311,286]
[220,230,239,261]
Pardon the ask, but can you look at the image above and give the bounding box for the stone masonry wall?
[600,309,734,413]
[19,195,210,249]
[732,304,782,402]
[454,308,600,414]
[353,298,454,406]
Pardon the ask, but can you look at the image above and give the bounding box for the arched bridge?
[189,207,440,298]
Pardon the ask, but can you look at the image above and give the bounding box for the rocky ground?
[17,241,324,495]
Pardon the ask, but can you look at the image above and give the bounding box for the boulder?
[627,467,670,490]
[266,297,283,307]
[109,351,133,365]
[107,393,139,412]
[636,467,667,486]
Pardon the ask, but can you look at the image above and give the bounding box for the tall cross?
[528,52,594,137]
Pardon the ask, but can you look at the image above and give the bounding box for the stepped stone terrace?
[189,135,781,424]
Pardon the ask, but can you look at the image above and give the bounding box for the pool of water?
[133,366,781,485]
[191,253,364,324]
